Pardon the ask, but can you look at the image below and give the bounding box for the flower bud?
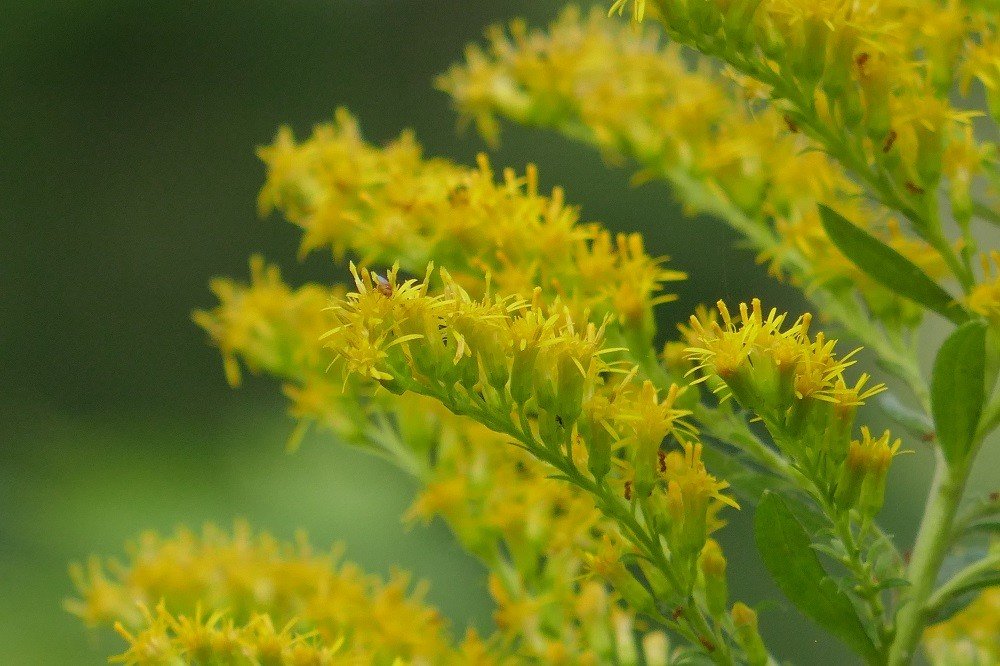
[857,53,892,141]
[699,539,729,618]
[582,396,615,481]
[834,439,868,510]
[613,610,639,665]
[858,434,897,517]
[555,352,586,426]
[509,347,539,405]
[732,603,768,666]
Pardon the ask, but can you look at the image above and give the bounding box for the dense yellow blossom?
[257,109,683,352]
[326,264,740,607]
[66,523,462,665]
[683,299,900,515]
[684,299,884,412]
[194,261,657,662]
[109,605,349,666]
[609,0,995,193]
[66,0,1000,662]
[438,7,953,328]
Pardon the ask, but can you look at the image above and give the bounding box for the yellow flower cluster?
[257,109,683,352]
[612,0,995,210]
[924,587,1000,666]
[961,33,1000,124]
[194,257,337,389]
[327,265,739,593]
[402,399,642,664]
[193,258,366,450]
[684,300,898,514]
[109,605,348,666]
[438,7,951,327]
[194,262,662,662]
[66,523,470,665]
[834,427,903,516]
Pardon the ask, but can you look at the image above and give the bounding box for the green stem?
[886,452,972,666]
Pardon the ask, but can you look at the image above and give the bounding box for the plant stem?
[886,452,972,666]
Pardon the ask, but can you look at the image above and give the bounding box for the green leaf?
[818,205,968,324]
[754,492,879,661]
[870,577,911,593]
[932,320,989,464]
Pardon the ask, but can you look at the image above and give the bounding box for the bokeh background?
[2,1,995,663]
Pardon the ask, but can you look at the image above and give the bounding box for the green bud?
[582,399,614,481]
[858,448,892,517]
[699,539,729,618]
[732,603,768,666]
[834,441,868,510]
[555,352,585,426]
[509,347,539,405]
[537,409,566,451]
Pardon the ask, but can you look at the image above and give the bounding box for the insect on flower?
[374,273,393,297]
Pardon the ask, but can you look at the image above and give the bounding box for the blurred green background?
[2,1,995,663]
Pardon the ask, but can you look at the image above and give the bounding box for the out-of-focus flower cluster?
[108,605,352,666]
[969,251,1000,324]
[438,7,955,328]
[66,523,484,665]
[194,260,671,663]
[924,586,1000,666]
[607,1,997,233]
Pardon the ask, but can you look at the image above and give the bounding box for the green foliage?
[754,493,880,662]
[932,320,989,464]
[818,205,969,325]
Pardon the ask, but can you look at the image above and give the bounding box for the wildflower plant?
[68,3,1000,665]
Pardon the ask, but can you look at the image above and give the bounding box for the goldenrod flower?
[109,604,347,666]
[440,8,957,330]
[193,260,660,663]
[66,523,459,664]
[834,427,904,516]
[256,109,683,352]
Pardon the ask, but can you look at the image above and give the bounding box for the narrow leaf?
[818,205,968,324]
[755,492,879,661]
[932,320,988,464]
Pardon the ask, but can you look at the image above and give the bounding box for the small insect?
[905,181,926,195]
[373,273,393,297]
[783,114,799,133]
[624,480,633,501]
[855,52,870,70]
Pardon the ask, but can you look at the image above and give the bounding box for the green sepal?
[818,204,968,324]
[754,492,880,662]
